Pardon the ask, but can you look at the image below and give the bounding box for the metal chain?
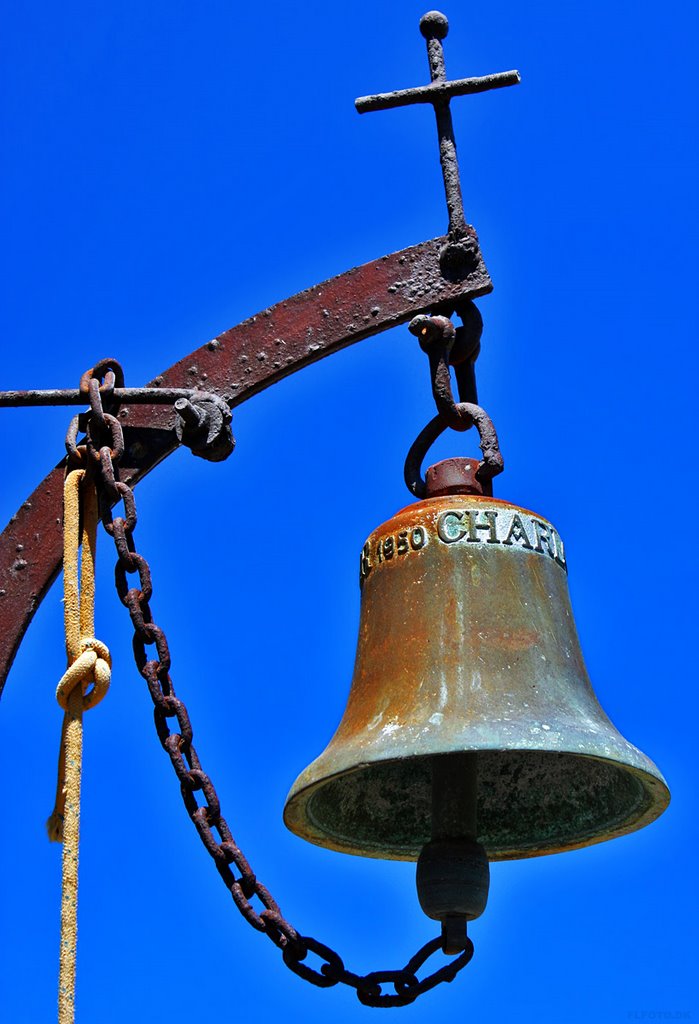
[65,360,475,1008]
[404,307,504,496]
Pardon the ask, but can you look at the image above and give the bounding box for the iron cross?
[355,11,519,253]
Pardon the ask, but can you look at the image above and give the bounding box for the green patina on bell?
[284,460,669,874]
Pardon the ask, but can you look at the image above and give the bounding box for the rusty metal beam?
[0,233,492,696]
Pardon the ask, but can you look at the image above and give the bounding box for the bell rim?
[283,747,670,863]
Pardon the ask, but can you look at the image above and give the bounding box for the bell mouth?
[284,750,670,862]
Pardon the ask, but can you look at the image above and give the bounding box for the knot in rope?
[55,638,111,712]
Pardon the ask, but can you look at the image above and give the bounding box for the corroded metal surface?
[403,313,502,496]
[284,493,670,860]
[356,10,519,274]
[0,235,492,696]
[0,385,220,407]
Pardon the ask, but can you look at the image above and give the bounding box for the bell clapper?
[416,753,490,955]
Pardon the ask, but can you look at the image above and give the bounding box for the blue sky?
[1,1,696,1021]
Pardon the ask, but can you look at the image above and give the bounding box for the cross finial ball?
[419,11,449,40]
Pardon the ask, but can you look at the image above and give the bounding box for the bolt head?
[419,10,449,40]
[439,239,478,280]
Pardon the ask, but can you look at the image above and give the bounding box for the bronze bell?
[284,457,669,947]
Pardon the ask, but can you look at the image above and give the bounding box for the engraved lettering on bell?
[359,524,427,583]
[361,504,567,583]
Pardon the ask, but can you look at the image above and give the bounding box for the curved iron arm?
[0,233,492,695]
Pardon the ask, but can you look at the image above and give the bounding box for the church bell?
[284,456,669,943]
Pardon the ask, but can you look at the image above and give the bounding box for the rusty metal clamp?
[173,392,235,462]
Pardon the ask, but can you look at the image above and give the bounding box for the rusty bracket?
[0,234,493,696]
[173,393,235,462]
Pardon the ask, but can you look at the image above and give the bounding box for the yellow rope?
[47,468,111,1024]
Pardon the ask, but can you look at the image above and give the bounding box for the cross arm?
[354,11,520,263]
[355,70,521,114]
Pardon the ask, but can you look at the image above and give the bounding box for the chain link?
[68,359,474,1007]
[404,309,504,496]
